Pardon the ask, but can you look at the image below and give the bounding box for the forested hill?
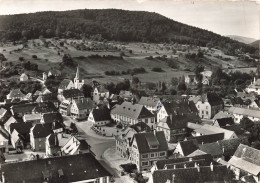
[0,9,256,54]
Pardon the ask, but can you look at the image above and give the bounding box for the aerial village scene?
[0,0,259,183]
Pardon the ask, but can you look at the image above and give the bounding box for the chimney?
[197,163,200,172]
[1,172,5,183]
[210,162,213,171]
[173,165,176,169]
[189,158,192,162]
[153,129,156,136]
[222,146,225,154]
[194,162,197,168]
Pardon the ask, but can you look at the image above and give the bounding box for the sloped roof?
[8,89,25,98]
[187,150,207,157]
[11,103,38,114]
[0,108,7,116]
[228,106,260,119]
[152,165,230,183]
[194,124,236,139]
[33,102,58,114]
[58,79,73,90]
[218,137,249,157]
[134,131,168,154]
[0,153,112,183]
[155,154,213,170]
[73,98,94,110]
[213,111,233,120]
[42,112,63,124]
[4,116,18,128]
[160,114,201,130]
[178,140,199,156]
[41,93,59,102]
[31,123,53,138]
[214,117,234,127]
[138,97,160,108]
[111,101,154,119]
[63,89,84,99]
[186,133,225,144]
[130,122,151,133]
[10,122,33,135]
[23,113,42,121]
[92,108,111,122]
[199,142,223,157]
[162,99,198,116]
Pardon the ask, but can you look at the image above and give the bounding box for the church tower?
[74,66,84,89]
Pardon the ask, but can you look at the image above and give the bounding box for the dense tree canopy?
[0,9,256,55]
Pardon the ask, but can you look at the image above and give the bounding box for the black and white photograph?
[0,0,259,182]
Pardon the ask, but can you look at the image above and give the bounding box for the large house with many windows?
[129,131,168,171]
[111,101,156,129]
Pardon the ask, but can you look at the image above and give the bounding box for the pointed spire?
[75,65,81,80]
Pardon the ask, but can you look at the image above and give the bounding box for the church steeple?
[75,65,81,80]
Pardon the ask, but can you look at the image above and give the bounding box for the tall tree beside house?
[81,84,93,98]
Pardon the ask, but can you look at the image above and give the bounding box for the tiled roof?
[23,113,42,121]
[134,131,168,154]
[63,89,84,99]
[223,125,245,136]
[228,106,260,119]
[187,150,207,157]
[10,122,33,135]
[152,165,230,183]
[11,103,38,114]
[58,79,73,90]
[41,93,59,102]
[213,111,233,120]
[138,97,160,108]
[73,98,94,110]
[31,123,53,138]
[162,99,198,116]
[111,101,154,119]
[0,153,112,183]
[194,124,236,139]
[186,133,225,144]
[155,154,213,170]
[33,102,58,114]
[130,122,151,132]
[199,142,223,157]
[160,113,200,130]
[228,144,260,176]
[178,140,199,156]
[92,108,111,122]
[42,112,63,124]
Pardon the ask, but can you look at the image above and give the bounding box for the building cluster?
[1,66,260,183]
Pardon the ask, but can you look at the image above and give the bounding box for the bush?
[152,67,164,72]
[19,57,24,61]
[32,55,37,59]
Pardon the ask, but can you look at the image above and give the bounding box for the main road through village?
[63,116,119,179]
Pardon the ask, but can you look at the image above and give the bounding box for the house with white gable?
[138,96,161,114]
[228,106,260,123]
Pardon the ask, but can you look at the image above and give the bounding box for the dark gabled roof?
[111,101,154,119]
[199,142,223,157]
[130,122,151,132]
[218,137,249,157]
[42,112,63,124]
[41,93,59,102]
[201,92,223,106]
[155,154,213,170]
[92,108,111,122]
[78,140,90,150]
[215,117,234,127]
[58,79,73,90]
[63,89,84,99]
[73,98,94,110]
[186,133,225,144]
[178,140,199,156]
[33,102,58,114]
[31,123,53,138]
[134,131,168,154]
[162,99,198,115]
[10,122,33,135]
[152,165,230,183]
[160,113,200,130]
[0,153,112,183]
[223,125,245,136]
[11,103,38,114]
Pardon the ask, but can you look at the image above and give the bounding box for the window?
[142,154,148,159]
[145,119,148,123]
[206,111,208,115]
[159,152,166,157]
[206,106,208,109]
[150,153,155,158]
[141,161,149,166]
[202,111,204,114]
[197,105,200,108]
